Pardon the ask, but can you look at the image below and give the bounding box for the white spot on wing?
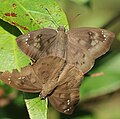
[64,107,72,113]
[8,78,11,81]
[27,34,30,37]
[67,99,70,105]
[25,38,28,41]
[18,77,22,79]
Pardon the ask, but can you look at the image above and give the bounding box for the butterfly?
[0,26,115,114]
[17,26,115,73]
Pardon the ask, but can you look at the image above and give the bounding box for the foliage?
[0,0,68,119]
[0,0,120,119]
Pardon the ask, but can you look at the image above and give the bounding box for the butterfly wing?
[17,28,57,61]
[33,56,66,98]
[67,27,115,73]
[0,66,41,92]
[0,56,65,95]
[48,65,83,114]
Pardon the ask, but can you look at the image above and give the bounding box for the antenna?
[45,8,58,28]
[45,8,81,30]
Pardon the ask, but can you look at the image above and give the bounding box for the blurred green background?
[0,0,120,119]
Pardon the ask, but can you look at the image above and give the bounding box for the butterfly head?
[57,26,66,32]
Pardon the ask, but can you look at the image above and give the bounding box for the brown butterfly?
[0,26,115,114]
[0,56,83,114]
[17,26,115,73]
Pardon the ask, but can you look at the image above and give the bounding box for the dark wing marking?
[67,27,115,73]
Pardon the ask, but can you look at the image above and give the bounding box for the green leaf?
[0,0,68,34]
[0,0,68,119]
[0,21,30,72]
[80,51,120,100]
[24,93,48,119]
[117,33,120,41]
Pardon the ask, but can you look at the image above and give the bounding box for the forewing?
[17,28,57,61]
[0,66,41,92]
[48,65,83,114]
[67,27,115,73]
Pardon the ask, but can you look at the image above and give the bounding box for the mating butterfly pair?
[0,26,115,114]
